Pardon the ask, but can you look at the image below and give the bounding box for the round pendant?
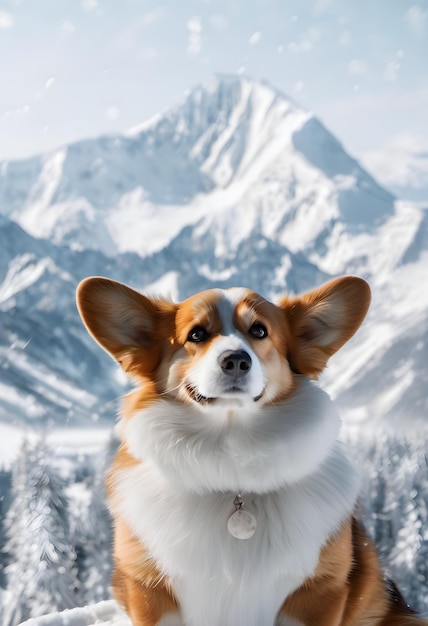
[227,508,257,540]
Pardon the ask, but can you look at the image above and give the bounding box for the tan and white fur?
[76,276,427,626]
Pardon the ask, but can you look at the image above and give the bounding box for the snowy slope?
[0,75,427,438]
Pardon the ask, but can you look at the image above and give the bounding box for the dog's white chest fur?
[114,442,358,626]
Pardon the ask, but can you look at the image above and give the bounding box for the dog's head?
[76,276,370,491]
[76,275,370,410]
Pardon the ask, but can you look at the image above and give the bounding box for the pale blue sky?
[0,0,427,190]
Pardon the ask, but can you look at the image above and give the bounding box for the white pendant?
[227,508,257,540]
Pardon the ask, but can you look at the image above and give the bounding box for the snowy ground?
[16,598,428,625]
[18,600,130,626]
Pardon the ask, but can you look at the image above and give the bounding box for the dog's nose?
[218,350,252,378]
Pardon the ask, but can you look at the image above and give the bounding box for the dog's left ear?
[76,276,176,378]
[279,276,371,377]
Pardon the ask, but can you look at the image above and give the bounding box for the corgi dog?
[76,275,427,626]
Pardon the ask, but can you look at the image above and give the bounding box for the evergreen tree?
[0,468,12,588]
[4,438,78,626]
[72,437,116,604]
[79,468,113,603]
[348,432,428,613]
[387,448,428,612]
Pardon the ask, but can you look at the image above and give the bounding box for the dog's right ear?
[278,276,371,377]
[76,277,176,377]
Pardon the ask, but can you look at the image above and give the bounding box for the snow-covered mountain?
[0,75,427,436]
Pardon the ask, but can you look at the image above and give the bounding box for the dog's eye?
[187,326,209,343]
[249,322,268,339]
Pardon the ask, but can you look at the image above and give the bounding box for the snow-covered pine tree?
[4,438,79,626]
[349,433,428,614]
[0,467,12,589]
[78,467,113,603]
[2,437,34,626]
[72,436,116,604]
[360,438,411,561]
[387,446,428,612]
[413,457,428,612]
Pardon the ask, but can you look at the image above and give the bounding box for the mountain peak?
[128,74,307,158]
[0,73,396,261]
[188,73,300,110]
[211,73,302,109]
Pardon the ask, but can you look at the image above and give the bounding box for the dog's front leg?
[111,520,182,626]
[113,565,182,626]
[277,587,348,626]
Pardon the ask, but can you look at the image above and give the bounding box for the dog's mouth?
[185,384,264,405]
[185,384,216,405]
